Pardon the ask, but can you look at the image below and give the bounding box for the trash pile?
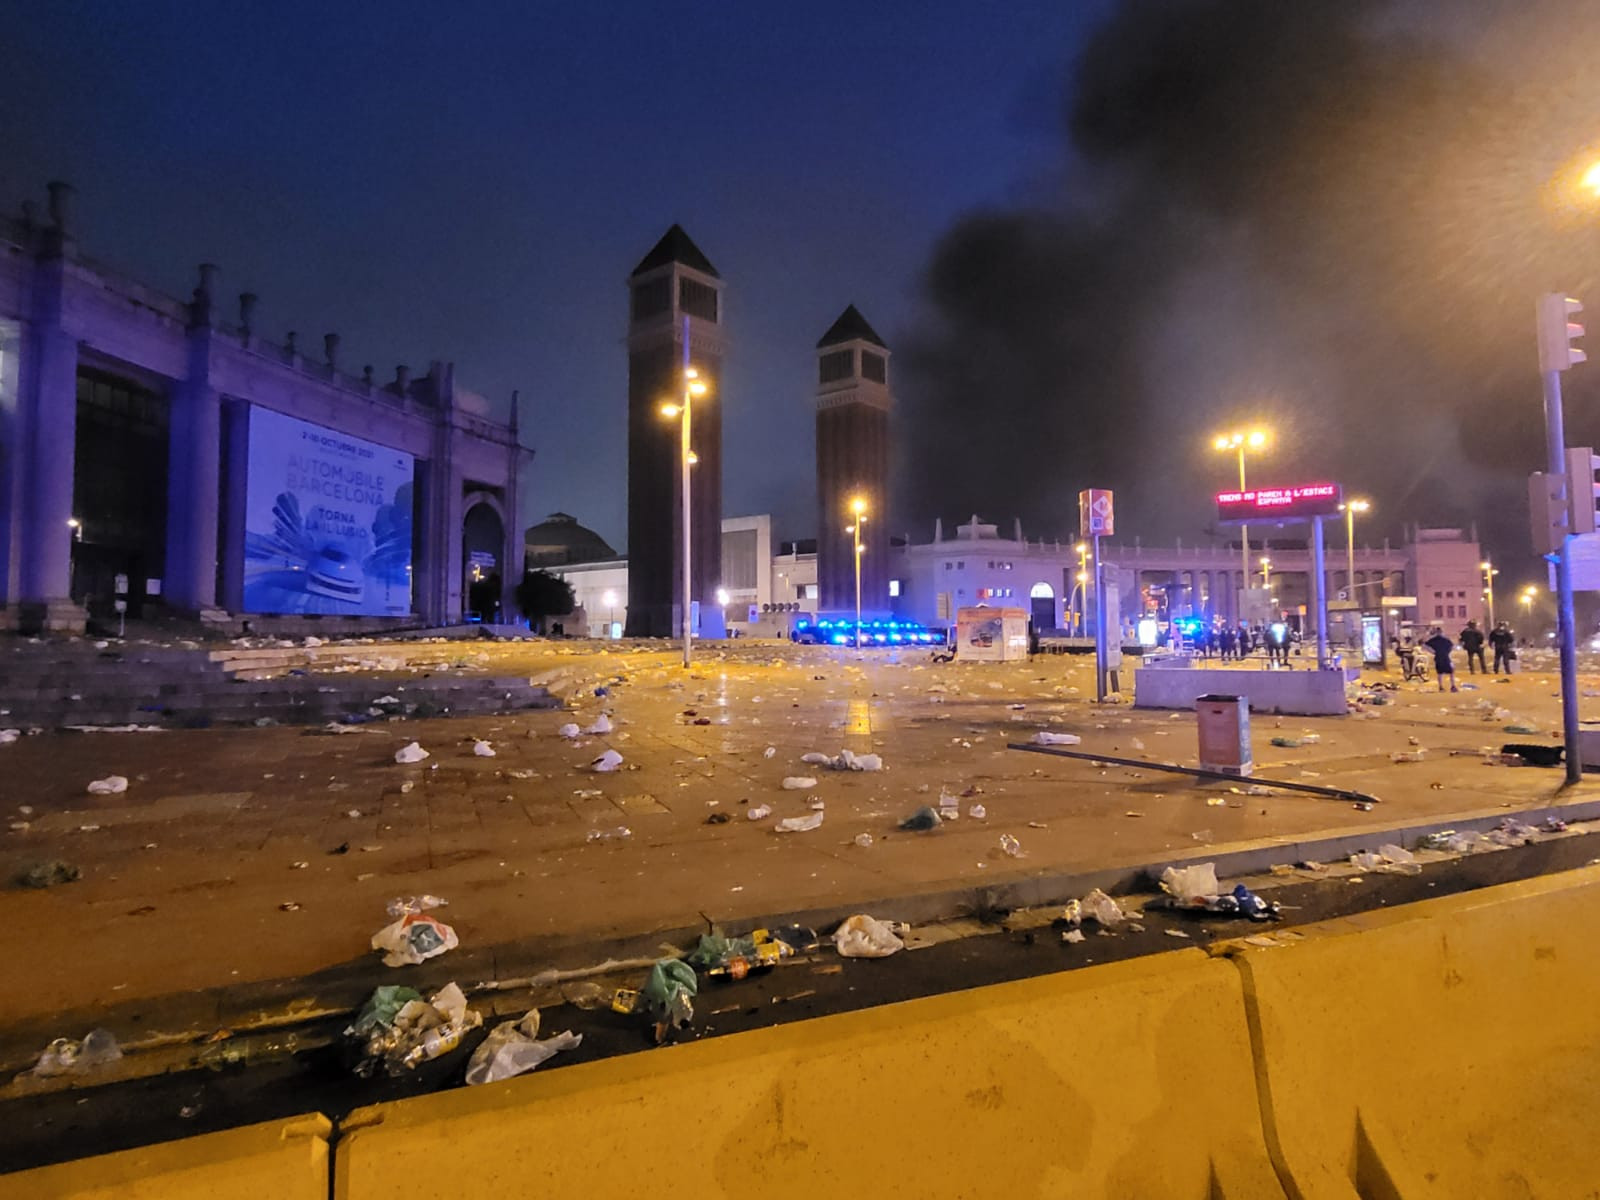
[800,749,884,771]
[371,895,458,967]
[347,982,482,1076]
[1156,862,1282,920]
[1349,844,1421,875]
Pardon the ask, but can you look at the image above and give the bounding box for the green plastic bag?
[640,958,697,1027]
[349,985,421,1035]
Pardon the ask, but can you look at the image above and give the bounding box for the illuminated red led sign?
[1215,482,1343,523]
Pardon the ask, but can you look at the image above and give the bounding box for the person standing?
[1488,622,1515,674]
[1423,626,1458,693]
[1459,620,1486,674]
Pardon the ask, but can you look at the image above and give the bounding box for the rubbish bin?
[1196,694,1252,777]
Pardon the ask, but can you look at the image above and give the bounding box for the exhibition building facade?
[0,184,525,633]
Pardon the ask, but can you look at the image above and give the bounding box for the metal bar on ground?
[1008,741,1382,805]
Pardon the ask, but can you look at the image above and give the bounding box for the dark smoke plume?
[900,0,1600,572]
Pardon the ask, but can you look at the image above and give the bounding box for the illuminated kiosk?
[1134,482,1354,716]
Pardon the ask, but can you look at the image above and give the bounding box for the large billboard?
[242,407,414,615]
[1215,482,1342,524]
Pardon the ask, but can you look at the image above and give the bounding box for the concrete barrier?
[1135,666,1348,714]
[336,950,1285,1199]
[1219,864,1600,1198]
[3,1113,331,1200]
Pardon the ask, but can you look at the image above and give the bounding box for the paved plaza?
[2,639,1595,1059]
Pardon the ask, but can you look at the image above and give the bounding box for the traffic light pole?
[1542,367,1584,784]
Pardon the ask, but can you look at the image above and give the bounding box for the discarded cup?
[747,805,772,821]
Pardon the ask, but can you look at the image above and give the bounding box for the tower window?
[679,277,719,322]
[819,349,854,384]
[631,276,671,321]
[861,351,886,383]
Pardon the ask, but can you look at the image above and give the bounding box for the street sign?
[1079,489,1114,538]
[1567,532,1600,592]
[1215,482,1342,523]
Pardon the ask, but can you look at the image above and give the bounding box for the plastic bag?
[393,742,430,764]
[584,714,613,735]
[30,1028,122,1077]
[834,914,905,958]
[465,1016,581,1086]
[86,775,129,795]
[1033,731,1082,746]
[348,985,422,1036]
[1082,888,1126,927]
[1160,862,1220,904]
[639,958,697,1029]
[472,740,495,757]
[781,776,817,790]
[371,903,459,967]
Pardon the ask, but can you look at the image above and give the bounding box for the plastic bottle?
[403,1024,465,1068]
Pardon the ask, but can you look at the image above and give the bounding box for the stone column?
[17,233,84,631]
[500,391,523,624]
[164,266,223,615]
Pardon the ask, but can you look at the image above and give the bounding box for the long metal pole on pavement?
[1312,514,1328,670]
[680,316,693,669]
[1542,367,1583,783]
[1093,532,1106,702]
[1238,448,1250,585]
[1346,506,1356,604]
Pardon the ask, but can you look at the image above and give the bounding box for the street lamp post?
[1341,499,1369,602]
[659,324,708,669]
[1480,561,1498,628]
[602,589,617,638]
[847,497,867,649]
[1259,556,1272,589]
[1214,429,1269,589]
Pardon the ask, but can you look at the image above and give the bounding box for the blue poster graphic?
[242,408,414,615]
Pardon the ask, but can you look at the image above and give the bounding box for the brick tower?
[624,226,726,637]
[815,305,890,618]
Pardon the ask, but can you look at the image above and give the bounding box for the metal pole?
[680,316,693,669]
[853,512,863,650]
[1093,532,1106,702]
[1542,367,1582,783]
[1238,448,1250,587]
[1312,514,1328,670]
[1484,565,1496,628]
[1346,506,1356,606]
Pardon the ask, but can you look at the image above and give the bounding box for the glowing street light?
[1521,584,1538,616]
[1338,498,1369,605]
[846,496,868,649]
[1214,428,1270,583]
[1259,555,1272,589]
[1583,160,1600,198]
[661,358,710,668]
[1479,561,1499,628]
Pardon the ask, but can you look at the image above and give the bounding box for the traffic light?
[1565,446,1600,536]
[1537,293,1587,373]
[1530,470,1570,554]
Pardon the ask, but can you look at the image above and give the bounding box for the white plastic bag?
[1082,888,1126,927]
[591,750,624,772]
[371,906,459,967]
[472,740,495,757]
[86,775,129,795]
[584,714,613,735]
[463,1009,582,1086]
[781,776,817,790]
[1034,731,1082,746]
[834,914,904,958]
[1160,862,1220,904]
[393,742,430,764]
[558,723,581,739]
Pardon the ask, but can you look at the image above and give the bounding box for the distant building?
[523,512,617,568]
[624,225,725,638]
[814,305,891,618]
[0,183,525,633]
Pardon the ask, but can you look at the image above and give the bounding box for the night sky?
[0,0,1106,551]
[6,1,1600,592]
